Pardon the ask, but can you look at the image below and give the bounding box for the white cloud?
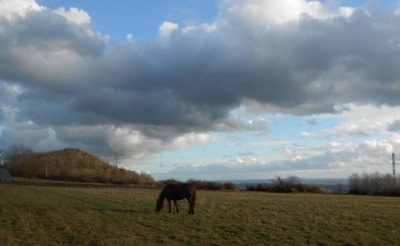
[0,0,44,20]
[339,7,354,18]
[156,138,396,180]
[301,104,400,139]
[338,104,400,126]
[0,82,21,95]
[301,132,328,139]
[170,132,218,150]
[250,140,296,147]
[279,140,393,173]
[54,7,91,25]
[222,0,331,28]
[183,22,218,34]
[0,105,14,123]
[331,121,384,137]
[1,122,219,162]
[158,21,179,36]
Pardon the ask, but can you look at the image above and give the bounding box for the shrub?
[293,183,308,193]
[186,179,236,190]
[245,176,333,194]
[246,184,256,191]
[256,183,270,192]
[222,182,237,190]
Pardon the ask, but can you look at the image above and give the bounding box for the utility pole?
[45,161,49,179]
[393,151,396,176]
[393,151,396,184]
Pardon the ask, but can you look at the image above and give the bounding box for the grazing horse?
[155,183,196,214]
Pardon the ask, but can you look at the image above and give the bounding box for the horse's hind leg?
[190,200,195,214]
[186,199,194,214]
[173,200,179,213]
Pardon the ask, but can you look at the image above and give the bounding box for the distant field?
[1,184,399,246]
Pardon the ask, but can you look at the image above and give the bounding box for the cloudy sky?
[1,0,400,181]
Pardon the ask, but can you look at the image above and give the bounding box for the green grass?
[1,184,400,246]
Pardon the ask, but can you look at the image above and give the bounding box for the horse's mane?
[158,183,172,199]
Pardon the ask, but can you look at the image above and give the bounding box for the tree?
[382,173,394,195]
[287,176,300,185]
[370,172,382,195]
[360,172,371,195]
[3,144,35,177]
[348,172,400,196]
[348,173,361,194]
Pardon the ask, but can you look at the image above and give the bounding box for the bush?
[245,176,333,194]
[246,184,256,191]
[222,182,237,190]
[186,179,237,190]
[256,183,270,192]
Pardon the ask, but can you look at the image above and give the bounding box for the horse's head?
[155,199,164,212]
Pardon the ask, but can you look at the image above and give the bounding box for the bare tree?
[370,172,382,195]
[3,144,35,176]
[349,172,400,196]
[348,173,361,194]
[287,176,300,186]
[361,172,371,195]
[382,173,394,195]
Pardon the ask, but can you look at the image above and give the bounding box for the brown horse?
[155,183,196,214]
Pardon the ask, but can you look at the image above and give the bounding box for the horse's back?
[164,183,195,200]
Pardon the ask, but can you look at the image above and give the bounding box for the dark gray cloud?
[237,151,257,156]
[307,119,318,126]
[388,119,400,132]
[1,1,400,159]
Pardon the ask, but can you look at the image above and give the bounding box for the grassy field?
[1,183,400,246]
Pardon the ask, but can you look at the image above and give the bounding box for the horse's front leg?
[167,199,172,213]
[173,200,179,213]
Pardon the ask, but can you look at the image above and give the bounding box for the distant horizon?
[156,176,350,184]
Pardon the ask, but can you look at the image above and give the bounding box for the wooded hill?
[1,146,154,184]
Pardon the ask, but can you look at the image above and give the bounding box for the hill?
[1,147,154,184]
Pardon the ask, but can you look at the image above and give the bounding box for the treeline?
[162,176,331,194]
[245,176,332,194]
[348,172,400,196]
[1,144,154,184]
[161,179,237,191]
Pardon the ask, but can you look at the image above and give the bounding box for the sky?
[1,0,400,181]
